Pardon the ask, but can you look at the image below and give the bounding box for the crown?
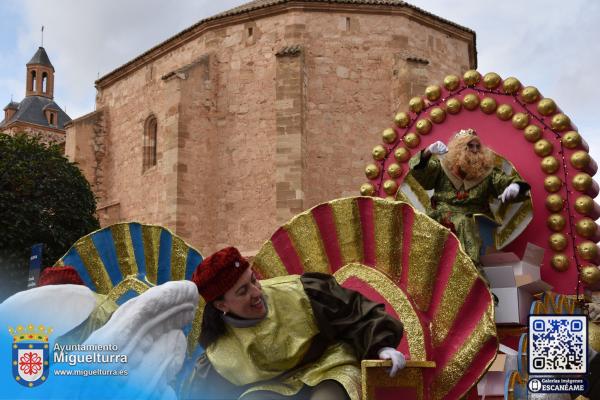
[454,128,477,139]
[8,324,53,343]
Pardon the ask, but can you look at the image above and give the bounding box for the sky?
[0,0,598,161]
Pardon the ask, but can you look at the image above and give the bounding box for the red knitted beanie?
[192,247,249,302]
[39,266,85,286]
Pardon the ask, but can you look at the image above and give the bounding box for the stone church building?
[66,0,476,255]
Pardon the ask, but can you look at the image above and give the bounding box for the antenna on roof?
[41,26,44,47]
[10,94,13,102]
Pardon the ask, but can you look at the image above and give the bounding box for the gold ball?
[360,183,375,196]
[383,179,398,195]
[545,194,564,212]
[534,139,554,157]
[394,147,410,162]
[372,145,386,161]
[416,119,433,135]
[578,241,599,261]
[403,132,420,148]
[462,93,480,110]
[521,86,540,103]
[387,163,402,178]
[575,195,594,215]
[581,265,600,285]
[544,175,562,193]
[537,98,557,116]
[446,98,462,114]
[463,70,481,86]
[547,213,566,231]
[425,85,442,101]
[394,112,410,128]
[576,218,598,238]
[549,233,568,251]
[496,104,514,121]
[443,74,460,91]
[480,97,497,114]
[512,112,529,129]
[562,131,582,149]
[483,72,501,89]
[573,173,593,192]
[524,125,542,142]
[551,113,571,131]
[429,107,446,124]
[502,77,521,94]
[409,97,425,114]
[382,128,398,144]
[541,156,559,174]
[551,254,570,272]
[571,151,591,170]
[365,164,380,179]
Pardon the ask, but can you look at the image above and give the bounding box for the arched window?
[143,115,158,171]
[42,72,48,93]
[30,71,37,91]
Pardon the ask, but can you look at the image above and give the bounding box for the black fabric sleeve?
[177,354,245,400]
[300,272,404,359]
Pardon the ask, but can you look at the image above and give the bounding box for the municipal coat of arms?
[9,324,52,387]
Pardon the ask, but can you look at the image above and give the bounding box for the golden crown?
[454,128,477,139]
[8,324,53,343]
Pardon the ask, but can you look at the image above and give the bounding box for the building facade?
[66,0,476,255]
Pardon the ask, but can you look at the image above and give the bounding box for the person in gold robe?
[178,247,405,400]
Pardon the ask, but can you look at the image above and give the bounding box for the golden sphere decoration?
[403,133,420,148]
[394,147,410,163]
[480,97,497,114]
[502,77,521,94]
[409,97,425,114]
[429,107,446,124]
[483,72,501,89]
[416,119,433,135]
[545,194,564,212]
[512,113,529,129]
[562,131,582,149]
[534,139,553,157]
[524,125,542,142]
[360,183,375,196]
[446,98,462,114]
[581,265,600,285]
[394,112,410,128]
[520,86,540,103]
[387,163,402,178]
[443,75,460,91]
[496,104,514,121]
[547,213,566,231]
[576,218,597,238]
[372,145,386,161]
[462,93,480,110]
[548,233,568,251]
[550,254,570,272]
[544,175,562,193]
[551,113,571,132]
[365,164,380,179]
[425,85,442,101]
[537,98,557,116]
[463,70,481,86]
[574,195,594,215]
[382,128,397,144]
[383,179,398,195]
[572,173,593,192]
[578,241,598,261]
[571,151,591,170]
[541,156,559,174]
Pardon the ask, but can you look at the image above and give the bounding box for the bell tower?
[25,47,55,99]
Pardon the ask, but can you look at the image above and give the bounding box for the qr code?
[528,315,587,374]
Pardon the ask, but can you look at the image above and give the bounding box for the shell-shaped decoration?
[394,112,411,128]
[548,233,567,251]
[544,175,562,193]
[394,147,411,163]
[551,113,571,131]
[462,93,480,110]
[572,173,593,192]
[577,241,598,261]
[463,69,481,86]
[429,107,446,124]
[562,131,582,149]
[252,197,497,400]
[534,139,553,157]
[483,72,501,89]
[571,151,590,170]
[404,132,420,148]
[425,85,442,101]
[387,163,402,178]
[545,194,564,212]
[547,213,566,231]
[480,97,497,114]
[409,97,425,114]
[502,77,521,94]
[445,98,462,114]
[576,218,597,238]
[537,98,557,116]
[520,86,540,103]
[443,74,460,91]
[365,163,380,180]
[496,104,514,121]
[524,125,542,143]
[551,254,569,271]
[382,128,398,144]
[372,145,386,161]
[574,195,594,215]
[383,179,398,195]
[416,118,433,134]
[581,265,600,285]
[541,156,559,174]
[512,112,529,129]
[360,183,375,196]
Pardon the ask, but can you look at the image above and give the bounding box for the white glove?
[499,183,520,203]
[590,303,600,321]
[378,347,406,377]
[427,141,448,155]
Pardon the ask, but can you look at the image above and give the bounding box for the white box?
[477,353,506,397]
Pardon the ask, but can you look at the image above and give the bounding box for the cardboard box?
[481,243,552,324]
[477,345,518,397]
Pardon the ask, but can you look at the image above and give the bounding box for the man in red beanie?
[180,247,405,400]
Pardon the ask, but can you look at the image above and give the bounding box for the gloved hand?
[378,347,406,377]
[499,183,520,203]
[426,141,448,155]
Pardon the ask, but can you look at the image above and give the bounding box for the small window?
[49,112,54,125]
[42,72,48,93]
[248,27,253,37]
[30,71,37,91]
[143,115,158,171]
